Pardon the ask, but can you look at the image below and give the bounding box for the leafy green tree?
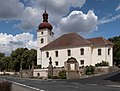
[10,48,28,71]
[0,57,12,71]
[0,53,5,60]
[108,36,120,66]
[10,48,37,71]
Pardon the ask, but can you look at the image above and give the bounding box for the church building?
[37,10,113,68]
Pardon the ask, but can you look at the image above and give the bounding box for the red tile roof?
[41,33,92,50]
[41,33,113,51]
[88,37,113,45]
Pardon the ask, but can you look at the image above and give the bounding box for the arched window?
[67,50,71,56]
[41,38,44,43]
[98,49,101,55]
[80,48,84,55]
[41,31,43,35]
[46,52,49,58]
[108,48,111,55]
[55,51,58,57]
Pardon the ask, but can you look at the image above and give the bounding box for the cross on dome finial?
[45,3,46,13]
[42,3,48,22]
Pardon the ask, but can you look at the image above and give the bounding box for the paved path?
[0,70,120,91]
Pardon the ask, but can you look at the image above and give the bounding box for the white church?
[37,10,113,68]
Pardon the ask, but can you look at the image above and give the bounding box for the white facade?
[37,28,54,65]
[41,45,113,68]
[37,11,113,68]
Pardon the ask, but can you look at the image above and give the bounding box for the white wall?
[37,28,54,65]
[41,45,113,68]
[91,45,113,66]
[41,46,92,68]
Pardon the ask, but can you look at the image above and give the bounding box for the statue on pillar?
[48,57,53,78]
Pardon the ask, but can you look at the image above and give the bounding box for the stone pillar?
[20,62,22,77]
[48,57,53,78]
[30,61,34,78]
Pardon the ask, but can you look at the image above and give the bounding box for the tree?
[108,36,120,66]
[0,53,5,71]
[0,53,5,60]
[10,48,37,71]
[10,48,28,71]
[0,57,12,71]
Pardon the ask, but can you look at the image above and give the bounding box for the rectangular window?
[80,60,84,65]
[108,48,110,55]
[55,61,58,66]
[46,52,49,58]
[98,49,101,55]
[80,48,84,55]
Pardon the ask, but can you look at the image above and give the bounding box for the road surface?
[0,70,120,91]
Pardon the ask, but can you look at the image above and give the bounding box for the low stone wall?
[0,72,15,75]
[33,68,48,78]
[32,66,119,79]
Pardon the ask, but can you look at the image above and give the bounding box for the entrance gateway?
[64,57,80,79]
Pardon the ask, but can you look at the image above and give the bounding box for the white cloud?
[98,14,120,25]
[0,33,37,55]
[0,0,87,31]
[116,4,120,11]
[57,10,98,35]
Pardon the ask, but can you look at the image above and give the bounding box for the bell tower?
[37,8,54,65]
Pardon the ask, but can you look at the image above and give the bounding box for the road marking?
[11,81,45,91]
[60,85,79,88]
[71,82,80,85]
[58,81,66,84]
[107,85,120,88]
[1,78,45,91]
[52,81,57,82]
[86,84,98,86]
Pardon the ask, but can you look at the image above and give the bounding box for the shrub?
[59,70,66,79]
[52,76,60,79]
[0,81,12,91]
[95,61,109,67]
[85,65,95,75]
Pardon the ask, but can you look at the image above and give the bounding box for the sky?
[0,0,120,55]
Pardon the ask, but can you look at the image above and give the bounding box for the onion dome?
[38,10,53,30]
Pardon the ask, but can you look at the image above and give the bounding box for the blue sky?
[0,0,120,55]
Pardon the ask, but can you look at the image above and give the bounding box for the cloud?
[116,4,120,11]
[57,10,98,35]
[98,14,120,25]
[0,0,24,20]
[0,0,87,32]
[34,0,86,15]
[0,33,37,55]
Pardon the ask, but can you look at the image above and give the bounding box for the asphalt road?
[1,70,120,91]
